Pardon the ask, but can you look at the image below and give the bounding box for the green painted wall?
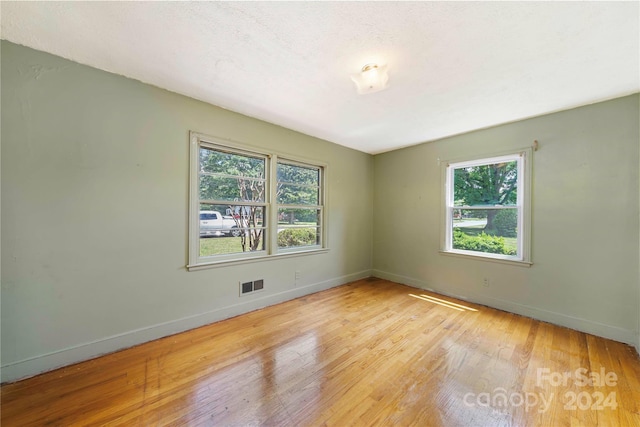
[373,94,640,349]
[1,41,374,381]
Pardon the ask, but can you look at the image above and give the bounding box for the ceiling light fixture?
[351,63,389,95]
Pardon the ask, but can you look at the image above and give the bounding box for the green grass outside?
[200,236,248,256]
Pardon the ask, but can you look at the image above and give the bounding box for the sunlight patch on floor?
[409,294,478,312]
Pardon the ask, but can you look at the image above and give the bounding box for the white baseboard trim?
[1,269,372,383]
[373,269,638,348]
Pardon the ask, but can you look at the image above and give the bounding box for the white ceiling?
[1,2,639,154]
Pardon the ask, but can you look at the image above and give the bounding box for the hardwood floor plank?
[2,279,639,426]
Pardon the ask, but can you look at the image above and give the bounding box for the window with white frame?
[188,132,326,268]
[443,150,531,263]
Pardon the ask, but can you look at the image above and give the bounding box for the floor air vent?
[240,279,264,296]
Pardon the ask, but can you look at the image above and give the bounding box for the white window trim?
[188,132,328,270]
[440,148,532,266]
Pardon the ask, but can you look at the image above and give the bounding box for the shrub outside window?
[189,132,326,268]
[443,151,531,263]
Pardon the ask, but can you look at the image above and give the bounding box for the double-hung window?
[188,132,326,268]
[443,150,531,264]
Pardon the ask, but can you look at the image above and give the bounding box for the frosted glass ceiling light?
[351,63,389,95]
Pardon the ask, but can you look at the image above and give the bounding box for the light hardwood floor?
[2,278,639,426]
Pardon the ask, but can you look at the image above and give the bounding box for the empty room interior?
[1,2,640,426]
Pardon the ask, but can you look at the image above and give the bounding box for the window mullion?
[268,155,278,255]
[199,200,267,208]
[455,205,518,209]
[277,204,323,210]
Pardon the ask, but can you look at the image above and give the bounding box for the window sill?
[187,247,330,271]
[439,250,532,268]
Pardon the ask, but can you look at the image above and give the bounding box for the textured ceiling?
[1,2,638,154]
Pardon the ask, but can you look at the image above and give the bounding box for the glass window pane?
[277,162,320,205]
[199,204,266,254]
[277,207,321,248]
[277,208,320,227]
[453,160,518,206]
[277,183,319,205]
[277,227,320,248]
[277,163,319,185]
[200,175,265,202]
[199,147,265,178]
[200,229,266,256]
[452,208,518,256]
